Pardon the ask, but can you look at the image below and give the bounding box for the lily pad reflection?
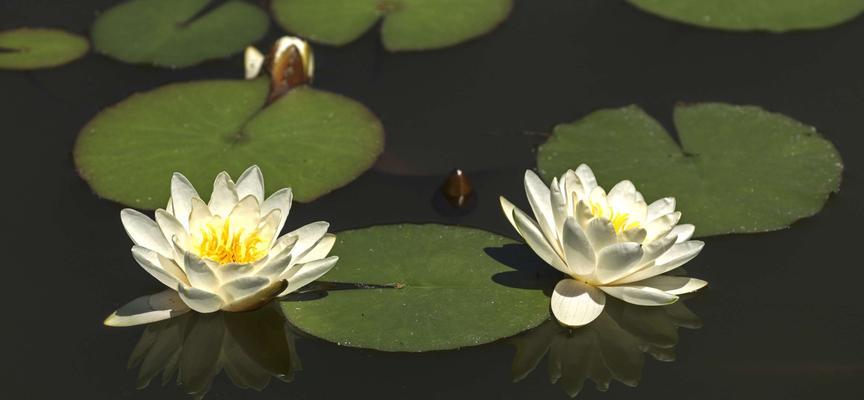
[126,303,300,398]
[510,297,702,397]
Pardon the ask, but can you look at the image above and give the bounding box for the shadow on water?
[485,244,559,296]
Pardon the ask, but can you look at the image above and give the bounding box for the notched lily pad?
[271,0,513,51]
[74,78,384,208]
[282,224,555,352]
[628,0,864,32]
[92,0,269,67]
[0,28,89,70]
[537,103,843,237]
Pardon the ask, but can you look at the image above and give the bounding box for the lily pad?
[628,0,864,32]
[74,78,384,208]
[0,28,89,70]
[282,224,555,352]
[537,103,843,237]
[92,0,269,68]
[271,0,513,51]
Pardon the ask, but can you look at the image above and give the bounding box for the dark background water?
[2,0,863,398]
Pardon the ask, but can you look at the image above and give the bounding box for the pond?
[2,0,863,399]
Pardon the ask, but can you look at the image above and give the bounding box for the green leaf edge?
[0,28,89,70]
[536,102,844,237]
[72,79,386,208]
[270,0,515,51]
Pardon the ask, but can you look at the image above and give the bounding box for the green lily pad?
[74,78,384,208]
[628,0,864,32]
[537,103,843,237]
[282,224,555,352]
[271,0,513,51]
[92,0,269,68]
[0,28,89,70]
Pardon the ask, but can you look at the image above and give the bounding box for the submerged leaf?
[92,0,269,68]
[0,28,88,70]
[537,103,842,237]
[628,0,864,32]
[271,0,513,51]
[74,79,384,208]
[282,224,555,352]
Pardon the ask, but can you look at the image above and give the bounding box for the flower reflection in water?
[510,297,702,397]
[126,302,300,398]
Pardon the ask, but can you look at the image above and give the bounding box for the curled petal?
[562,217,595,277]
[595,243,644,284]
[636,275,707,295]
[279,256,339,296]
[512,207,570,275]
[646,197,676,222]
[262,188,293,235]
[617,241,704,284]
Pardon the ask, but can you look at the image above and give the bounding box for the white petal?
[177,285,223,313]
[213,261,255,283]
[622,227,647,243]
[121,209,173,257]
[575,200,593,227]
[279,256,339,295]
[220,276,271,303]
[188,197,213,233]
[585,217,616,250]
[607,180,636,210]
[614,241,704,284]
[222,279,286,312]
[636,232,678,269]
[560,169,581,204]
[228,195,261,225]
[524,170,562,254]
[209,172,239,218]
[644,211,681,242]
[262,188,293,235]
[668,224,695,243]
[296,233,336,264]
[595,243,644,284]
[131,246,182,289]
[499,196,518,232]
[550,182,569,239]
[155,209,187,249]
[646,197,676,222]
[561,217,595,276]
[235,165,265,204]
[184,252,221,291]
[574,164,598,197]
[512,207,570,275]
[550,279,606,327]
[599,285,678,306]
[170,172,200,229]
[282,221,329,260]
[255,209,282,246]
[636,275,707,295]
[104,290,190,327]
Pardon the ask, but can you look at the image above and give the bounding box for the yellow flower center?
[590,202,640,234]
[193,219,268,265]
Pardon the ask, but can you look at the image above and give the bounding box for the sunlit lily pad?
[74,78,384,208]
[271,0,513,51]
[92,0,269,67]
[0,28,89,70]
[537,103,843,237]
[628,0,864,32]
[282,224,555,352]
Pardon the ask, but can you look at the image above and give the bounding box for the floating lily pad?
[74,78,384,208]
[92,0,269,67]
[0,28,89,70]
[628,0,864,32]
[537,103,843,237]
[271,0,513,51]
[282,224,555,352]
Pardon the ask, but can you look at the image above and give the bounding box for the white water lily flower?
[106,166,338,327]
[500,165,707,327]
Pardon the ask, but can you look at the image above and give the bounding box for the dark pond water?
[3,0,864,398]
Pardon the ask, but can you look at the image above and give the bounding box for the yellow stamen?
[589,202,640,234]
[193,218,267,264]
